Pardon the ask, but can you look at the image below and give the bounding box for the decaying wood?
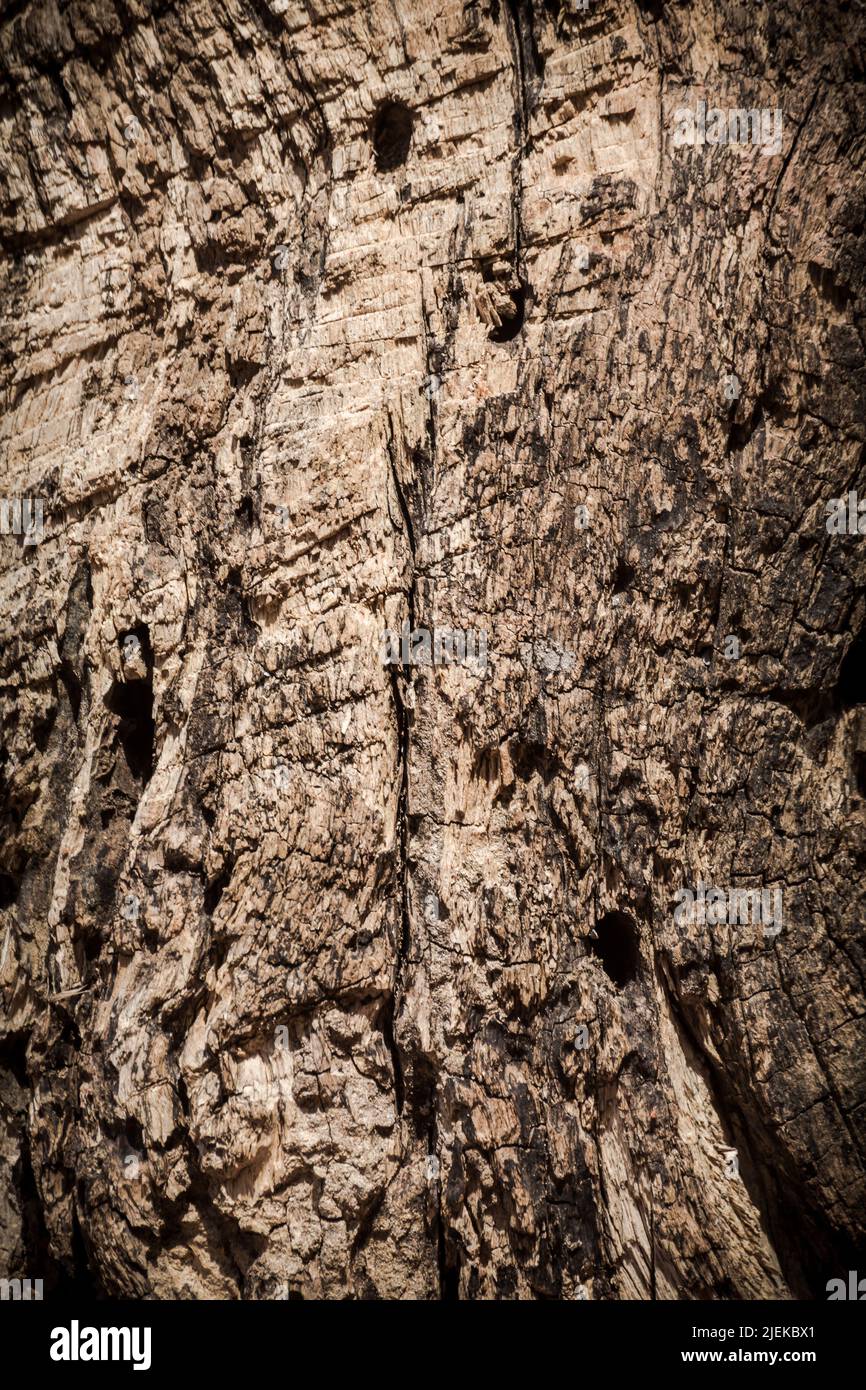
[1,0,865,1300]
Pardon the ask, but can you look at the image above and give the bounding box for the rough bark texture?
[1,0,865,1300]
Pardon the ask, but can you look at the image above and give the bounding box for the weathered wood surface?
[1,0,864,1299]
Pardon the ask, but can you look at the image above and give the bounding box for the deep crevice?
[437,1221,460,1301]
[203,858,234,916]
[378,993,405,1114]
[105,629,155,785]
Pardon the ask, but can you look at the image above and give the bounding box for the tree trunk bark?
[1,0,864,1300]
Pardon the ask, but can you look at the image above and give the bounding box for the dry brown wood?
[1,0,865,1300]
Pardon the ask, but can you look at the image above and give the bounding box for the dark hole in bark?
[204,860,233,915]
[372,101,414,171]
[46,59,73,118]
[509,739,559,788]
[82,920,102,965]
[105,676,154,783]
[118,623,153,667]
[124,1115,145,1149]
[636,0,664,19]
[176,1073,191,1118]
[488,285,527,343]
[438,1227,460,1301]
[407,1052,438,1139]
[837,628,866,708]
[612,556,635,593]
[590,911,640,987]
[33,711,55,752]
[0,1029,28,1086]
[0,871,18,908]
